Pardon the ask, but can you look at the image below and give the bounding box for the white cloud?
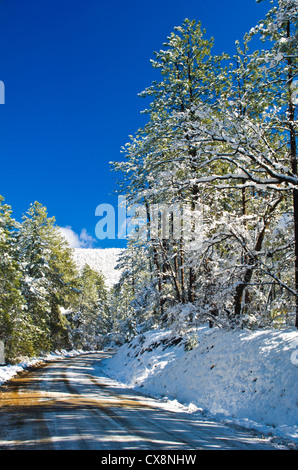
[58,226,95,248]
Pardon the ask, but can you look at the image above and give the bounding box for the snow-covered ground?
[1,325,297,447]
[72,248,123,288]
[101,326,298,445]
[0,349,88,386]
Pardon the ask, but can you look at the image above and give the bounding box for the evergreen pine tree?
[0,196,24,362]
[18,201,80,354]
[68,264,110,350]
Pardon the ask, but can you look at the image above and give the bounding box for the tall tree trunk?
[179,236,186,303]
[159,238,182,303]
[233,197,283,321]
[153,244,165,318]
[188,181,199,302]
[145,202,164,319]
[292,177,298,328]
[287,21,298,328]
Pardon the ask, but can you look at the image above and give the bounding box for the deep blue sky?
[0,0,270,248]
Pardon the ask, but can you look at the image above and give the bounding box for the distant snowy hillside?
[72,248,123,288]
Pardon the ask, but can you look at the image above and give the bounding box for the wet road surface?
[0,352,284,450]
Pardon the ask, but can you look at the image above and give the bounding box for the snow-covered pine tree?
[17,201,80,354]
[46,225,80,349]
[139,19,227,305]
[112,19,227,327]
[186,0,298,327]
[68,264,110,350]
[254,0,298,327]
[0,196,25,361]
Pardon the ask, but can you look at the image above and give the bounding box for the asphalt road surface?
[0,352,286,450]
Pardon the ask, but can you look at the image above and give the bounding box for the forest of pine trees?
[111,0,298,336]
[0,198,111,363]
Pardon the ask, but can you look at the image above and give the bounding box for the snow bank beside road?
[0,349,86,386]
[102,326,298,444]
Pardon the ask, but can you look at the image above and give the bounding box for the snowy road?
[0,352,281,450]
